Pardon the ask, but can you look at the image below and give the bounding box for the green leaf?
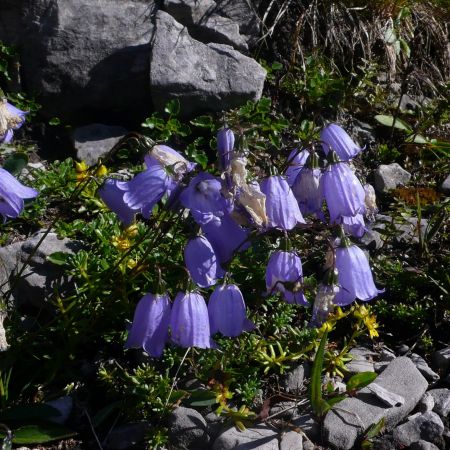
[365,417,386,439]
[185,390,217,407]
[405,134,428,144]
[383,28,397,45]
[164,99,180,116]
[2,153,28,176]
[309,332,329,417]
[190,115,214,129]
[374,115,412,132]
[271,61,283,71]
[8,424,76,444]
[346,372,377,391]
[0,404,61,423]
[46,252,70,266]
[48,117,60,126]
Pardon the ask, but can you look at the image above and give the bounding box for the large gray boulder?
[323,357,428,450]
[150,11,266,117]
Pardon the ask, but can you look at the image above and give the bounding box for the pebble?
[428,388,450,417]
[393,411,444,446]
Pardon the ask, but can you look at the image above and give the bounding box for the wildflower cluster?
[99,123,383,357]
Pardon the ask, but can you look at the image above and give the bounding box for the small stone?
[213,423,278,450]
[205,411,224,441]
[281,363,308,394]
[269,401,299,420]
[393,412,444,446]
[73,124,127,166]
[410,353,440,382]
[440,174,450,195]
[396,344,410,355]
[292,413,320,442]
[428,389,450,417]
[418,393,435,413]
[359,229,384,250]
[366,383,405,407]
[302,442,315,450]
[374,163,411,192]
[346,347,376,375]
[104,422,150,450]
[432,346,450,375]
[46,396,73,424]
[168,406,209,449]
[280,430,303,450]
[410,440,440,450]
[374,361,390,373]
[380,348,396,362]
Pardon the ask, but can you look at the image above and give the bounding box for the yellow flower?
[112,235,131,252]
[124,224,138,238]
[75,160,89,184]
[364,314,379,339]
[95,164,108,177]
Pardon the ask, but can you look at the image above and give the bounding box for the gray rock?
[410,440,440,450]
[168,406,210,449]
[17,0,156,121]
[205,411,224,441]
[0,310,8,351]
[432,346,450,374]
[164,0,248,51]
[213,423,278,450]
[302,442,315,450]
[393,412,444,446]
[323,357,428,450]
[380,347,396,361]
[280,430,303,450]
[104,422,150,450]
[374,361,390,373]
[73,124,127,165]
[440,174,450,195]
[374,163,411,192]
[0,231,80,309]
[282,363,308,394]
[395,217,429,245]
[428,389,450,417]
[350,120,376,146]
[150,11,266,117]
[269,401,299,420]
[359,229,384,250]
[418,392,435,413]
[410,353,440,382]
[346,347,376,375]
[45,396,73,424]
[292,413,320,442]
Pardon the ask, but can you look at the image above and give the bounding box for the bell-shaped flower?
[98,178,137,225]
[217,128,235,172]
[0,99,27,143]
[208,284,254,337]
[0,168,38,221]
[180,172,230,224]
[122,165,173,218]
[285,149,309,186]
[310,283,339,327]
[321,162,365,224]
[334,243,383,306]
[184,236,225,288]
[144,144,195,176]
[265,250,308,305]
[125,293,171,358]
[292,168,323,218]
[260,176,305,230]
[321,124,362,161]
[170,291,214,349]
[200,213,249,264]
[342,214,366,238]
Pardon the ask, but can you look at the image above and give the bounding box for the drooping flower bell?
[122,164,174,218]
[170,291,215,349]
[184,235,225,288]
[208,284,254,337]
[285,149,310,186]
[217,128,235,172]
[342,213,366,238]
[125,293,171,358]
[180,172,230,225]
[200,213,249,264]
[0,168,38,221]
[292,152,323,219]
[321,161,365,224]
[321,124,362,161]
[98,178,137,225]
[145,144,195,177]
[0,98,27,144]
[334,239,383,306]
[265,250,308,305]
[260,176,305,230]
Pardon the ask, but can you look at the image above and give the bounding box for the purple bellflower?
[265,250,308,305]
[180,172,230,225]
[184,236,225,288]
[334,243,383,306]
[144,144,195,176]
[217,128,235,172]
[321,162,365,224]
[0,99,27,144]
[208,284,254,337]
[342,213,366,238]
[98,178,137,225]
[321,124,362,161]
[200,213,249,264]
[122,164,173,218]
[170,291,215,349]
[285,149,309,186]
[125,293,171,358]
[0,168,38,221]
[260,176,305,230]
